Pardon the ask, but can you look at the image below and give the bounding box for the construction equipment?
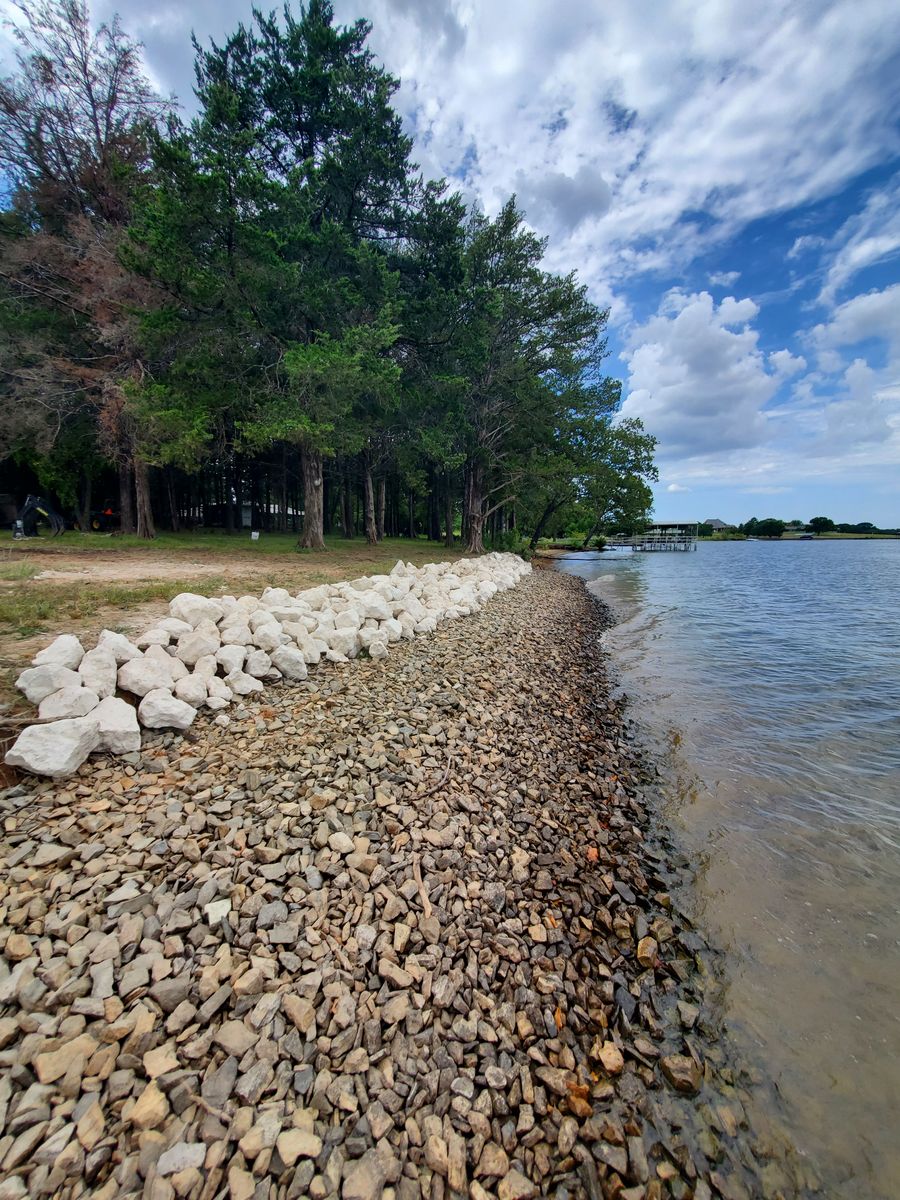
[13,494,66,539]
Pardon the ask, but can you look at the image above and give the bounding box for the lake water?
[557,539,900,1199]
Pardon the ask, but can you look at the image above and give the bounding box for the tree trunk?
[376,477,386,541]
[465,460,485,554]
[428,466,441,541]
[363,461,378,545]
[119,460,135,534]
[79,472,91,532]
[408,491,415,540]
[134,459,155,539]
[166,469,180,532]
[341,471,354,539]
[529,499,562,550]
[581,519,601,550]
[444,473,454,548]
[299,446,325,549]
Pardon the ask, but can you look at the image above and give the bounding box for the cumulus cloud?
[709,270,741,287]
[769,349,807,377]
[619,290,777,459]
[666,483,691,493]
[515,164,612,233]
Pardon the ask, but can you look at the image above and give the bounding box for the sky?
[4,0,900,526]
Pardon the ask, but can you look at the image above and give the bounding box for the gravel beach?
[0,568,810,1200]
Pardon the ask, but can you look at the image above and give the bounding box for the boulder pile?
[5,554,531,778]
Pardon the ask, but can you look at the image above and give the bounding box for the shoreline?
[0,569,811,1199]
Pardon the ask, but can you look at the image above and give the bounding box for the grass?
[0,576,230,638]
[0,533,463,639]
[0,560,39,581]
[0,529,456,558]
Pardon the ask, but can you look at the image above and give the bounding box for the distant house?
[704,518,732,531]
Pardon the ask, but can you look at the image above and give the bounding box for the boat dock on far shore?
[610,522,698,551]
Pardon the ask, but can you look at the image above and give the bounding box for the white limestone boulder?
[33,634,84,671]
[135,629,170,649]
[248,609,278,632]
[216,644,247,675]
[16,665,81,705]
[78,647,117,699]
[252,624,284,652]
[260,586,292,606]
[415,617,438,634]
[117,657,175,697]
[144,645,188,681]
[5,716,100,778]
[207,677,233,703]
[368,640,388,659]
[157,617,193,636]
[218,620,253,646]
[138,689,197,730]
[396,613,417,639]
[296,585,331,608]
[97,630,143,664]
[38,686,100,721]
[245,649,272,678]
[326,628,359,658]
[271,645,308,680]
[176,622,220,666]
[379,618,403,644]
[169,593,225,627]
[194,654,219,681]
[174,674,208,707]
[224,669,264,696]
[357,627,381,650]
[94,697,141,754]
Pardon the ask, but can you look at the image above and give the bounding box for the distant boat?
[800,533,814,540]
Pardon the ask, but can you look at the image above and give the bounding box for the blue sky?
[3,0,899,526]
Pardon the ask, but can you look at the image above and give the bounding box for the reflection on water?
[557,540,900,1199]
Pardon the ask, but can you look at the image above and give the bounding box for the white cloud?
[666,483,691,493]
[619,289,776,459]
[709,270,741,287]
[45,0,899,296]
[815,177,900,305]
[812,283,900,353]
[769,349,807,377]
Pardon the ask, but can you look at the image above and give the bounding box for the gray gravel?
[0,569,814,1199]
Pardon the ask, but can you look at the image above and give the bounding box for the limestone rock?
[169,593,225,627]
[97,629,143,663]
[270,645,308,680]
[94,696,142,753]
[5,716,100,778]
[38,685,100,720]
[78,647,118,698]
[174,674,208,707]
[33,633,84,670]
[138,689,197,730]
[118,657,176,697]
[16,664,81,704]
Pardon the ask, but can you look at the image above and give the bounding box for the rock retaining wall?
[5,554,531,778]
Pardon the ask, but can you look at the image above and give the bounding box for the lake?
[557,538,900,1199]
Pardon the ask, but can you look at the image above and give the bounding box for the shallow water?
[557,540,900,1199]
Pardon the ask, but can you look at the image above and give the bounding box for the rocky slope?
[0,570,808,1200]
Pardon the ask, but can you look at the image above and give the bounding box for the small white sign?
[250,531,260,541]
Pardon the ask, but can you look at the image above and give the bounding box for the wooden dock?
[610,523,698,552]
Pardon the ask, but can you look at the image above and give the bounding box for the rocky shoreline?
[0,568,810,1200]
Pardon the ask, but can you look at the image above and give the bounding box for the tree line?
[0,0,656,553]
